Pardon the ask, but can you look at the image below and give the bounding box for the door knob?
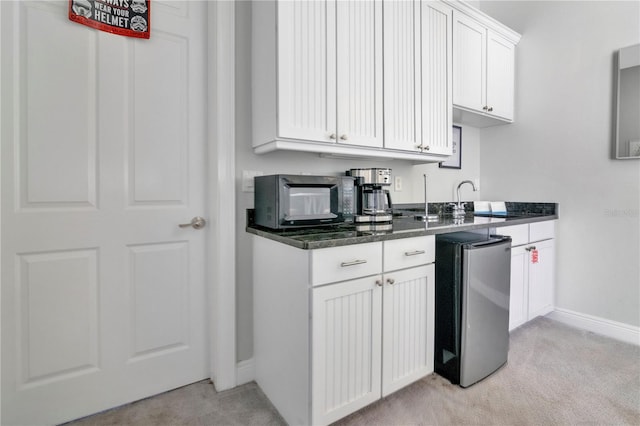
[179,216,206,229]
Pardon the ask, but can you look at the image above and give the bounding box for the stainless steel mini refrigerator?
[435,232,512,388]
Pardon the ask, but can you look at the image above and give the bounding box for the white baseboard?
[236,358,255,386]
[547,308,640,346]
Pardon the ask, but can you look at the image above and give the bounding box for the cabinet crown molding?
[443,0,522,44]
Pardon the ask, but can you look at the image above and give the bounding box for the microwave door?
[285,189,336,221]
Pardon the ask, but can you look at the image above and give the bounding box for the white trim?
[236,359,255,386]
[0,2,3,421]
[547,308,640,346]
[254,139,448,164]
[208,0,237,391]
[442,0,521,44]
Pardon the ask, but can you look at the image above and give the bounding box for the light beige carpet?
[69,317,640,425]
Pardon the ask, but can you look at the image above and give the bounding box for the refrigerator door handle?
[466,236,511,248]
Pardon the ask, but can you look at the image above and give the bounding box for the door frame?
[207,0,237,392]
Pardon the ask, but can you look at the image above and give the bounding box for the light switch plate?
[242,170,263,192]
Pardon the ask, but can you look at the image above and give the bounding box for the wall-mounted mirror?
[615,44,640,159]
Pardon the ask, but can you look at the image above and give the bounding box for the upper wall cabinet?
[383,1,453,156]
[276,0,383,149]
[448,2,521,128]
[252,0,453,163]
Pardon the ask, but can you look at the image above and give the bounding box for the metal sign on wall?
[69,0,150,39]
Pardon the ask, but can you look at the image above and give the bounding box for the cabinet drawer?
[383,236,435,271]
[311,242,383,286]
[496,224,529,246]
[529,220,555,242]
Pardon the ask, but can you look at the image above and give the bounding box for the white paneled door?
[1,1,209,424]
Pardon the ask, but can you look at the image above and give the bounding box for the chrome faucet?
[452,180,477,217]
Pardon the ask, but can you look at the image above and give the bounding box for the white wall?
[478,1,640,327]
[234,1,481,361]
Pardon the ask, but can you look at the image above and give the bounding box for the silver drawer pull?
[340,259,367,267]
[404,250,426,257]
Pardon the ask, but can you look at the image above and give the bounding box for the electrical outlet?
[242,170,263,192]
[394,176,402,191]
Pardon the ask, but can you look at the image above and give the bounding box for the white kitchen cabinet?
[253,0,383,150]
[383,1,452,156]
[312,263,434,424]
[497,222,556,331]
[381,264,435,396]
[275,0,335,143]
[526,238,555,319]
[253,0,462,162]
[335,1,384,149]
[278,0,383,147]
[311,275,383,425]
[253,235,435,425]
[451,6,520,127]
[486,31,516,120]
[509,245,529,329]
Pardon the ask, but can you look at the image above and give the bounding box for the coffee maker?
[347,168,393,224]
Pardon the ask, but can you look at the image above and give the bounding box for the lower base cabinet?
[311,276,383,425]
[312,265,435,425]
[496,221,556,331]
[523,237,555,320]
[254,236,435,426]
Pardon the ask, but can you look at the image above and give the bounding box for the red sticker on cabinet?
[69,0,151,39]
[531,249,539,264]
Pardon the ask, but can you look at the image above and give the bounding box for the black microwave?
[254,174,355,229]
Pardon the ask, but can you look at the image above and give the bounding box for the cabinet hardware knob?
[329,133,337,140]
[386,278,395,285]
[483,106,488,111]
[424,145,430,151]
[340,259,367,267]
[375,279,383,287]
[488,107,494,112]
[525,246,537,252]
[340,134,348,141]
[405,250,426,257]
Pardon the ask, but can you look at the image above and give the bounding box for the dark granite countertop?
[246,202,558,250]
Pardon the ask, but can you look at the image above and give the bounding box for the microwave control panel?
[341,177,355,221]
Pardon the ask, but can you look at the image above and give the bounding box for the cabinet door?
[528,239,555,319]
[383,0,421,152]
[382,264,435,397]
[486,30,515,121]
[420,1,453,156]
[312,276,382,425]
[453,11,486,112]
[509,245,528,331]
[277,0,337,142]
[336,0,383,148]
